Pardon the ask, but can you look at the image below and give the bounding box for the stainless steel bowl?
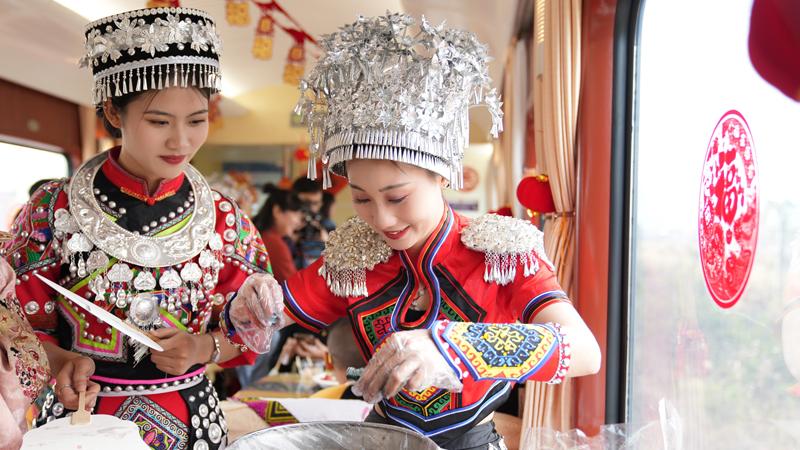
[228,421,441,450]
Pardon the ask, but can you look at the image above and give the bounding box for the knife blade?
[36,274,164,352]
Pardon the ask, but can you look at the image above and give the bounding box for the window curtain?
[521,0,582,444]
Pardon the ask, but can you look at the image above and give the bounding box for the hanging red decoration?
[283,28,307,85]
[147,0,180,7]
[226,0,251,26]
[252,13,275,60]
[294,147,309,161]
[516,174,556,215]
[245,1,320,86]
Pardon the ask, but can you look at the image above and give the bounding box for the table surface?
[236,372,320,399]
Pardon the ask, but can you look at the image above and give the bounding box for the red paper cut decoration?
[698,110,759,309]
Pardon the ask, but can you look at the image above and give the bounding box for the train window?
[627,0,800,447]
[0,141,68,229]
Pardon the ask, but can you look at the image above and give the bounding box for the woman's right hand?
[54,354,100,411]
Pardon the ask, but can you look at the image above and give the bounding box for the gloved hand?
[352,329,463,404]
[228,273,286,354]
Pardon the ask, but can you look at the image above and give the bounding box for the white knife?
[36,274,164,352]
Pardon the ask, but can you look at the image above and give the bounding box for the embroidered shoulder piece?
[461,214,554,285]
[318,217,392,298]
[3,179,66,272]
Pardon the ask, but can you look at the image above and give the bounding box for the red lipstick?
[383,227,409,240]
[160,155,186,165]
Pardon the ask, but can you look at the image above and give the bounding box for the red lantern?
[516,175,556,215]
[294,147,309,161]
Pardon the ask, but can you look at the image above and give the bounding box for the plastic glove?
[229,273,286,354]
[352,329,463,404]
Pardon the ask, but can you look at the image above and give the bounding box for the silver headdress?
[79,7,223,106]
[294,12,503,190]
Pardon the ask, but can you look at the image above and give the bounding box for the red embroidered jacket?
[282,207,570,442]
[2,150,267,382]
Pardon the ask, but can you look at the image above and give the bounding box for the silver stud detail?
[24,301,40,315]
[208,423,222,444]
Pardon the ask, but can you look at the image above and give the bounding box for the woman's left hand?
[149,328,211,375]
[353,329,462,404]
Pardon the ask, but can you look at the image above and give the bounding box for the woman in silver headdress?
[226,13,602,450]
[2,7,277,450]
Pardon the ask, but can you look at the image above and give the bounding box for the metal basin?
[229,421,441,450]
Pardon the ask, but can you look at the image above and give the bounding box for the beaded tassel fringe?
[92,62,221,105]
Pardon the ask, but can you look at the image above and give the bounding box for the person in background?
[0,241,52,450]
[290,177,334,268]
[311,318,364,400]
[252,184,303,282]
[237,185,327,387]
[321,192,336,227]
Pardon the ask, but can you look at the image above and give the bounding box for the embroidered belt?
[95,367,207,397]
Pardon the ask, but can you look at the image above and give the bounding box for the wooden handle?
[70,391,91,425]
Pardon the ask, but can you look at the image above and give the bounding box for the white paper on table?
[269,398,371,423]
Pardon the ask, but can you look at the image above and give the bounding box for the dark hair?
[321,191,335,218]
[291,176,323,194]
[96,85,212,138]
[326,318,364,369]
[28,179,56,197]
[253,183,302,231]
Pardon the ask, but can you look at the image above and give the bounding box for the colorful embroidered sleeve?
[282,257,347,334]
[506,253,571,323]
[212,193,270,367]
[431,320,571,384]
[1,181,67,346]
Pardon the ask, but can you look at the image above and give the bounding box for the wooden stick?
[70,391,91,425]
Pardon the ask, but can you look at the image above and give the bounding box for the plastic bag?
[228,273,286,354]
[522,399,683,450]
[352,329,463,404]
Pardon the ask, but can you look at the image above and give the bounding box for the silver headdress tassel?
[79,7,223,106]
[294,12,503,190]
